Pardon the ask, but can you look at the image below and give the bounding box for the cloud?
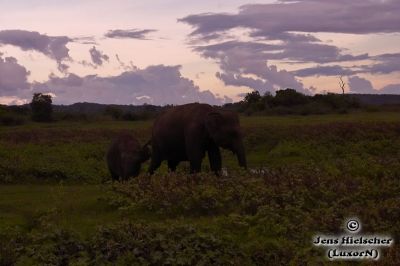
[73,36,97,45]
[0,30,72,72]
[115,54,138,71]
[293,65,359,77]
[179,1,400,94]
[0,96,28,105]
[31,65,228,105]
[194,41,310,94]
[180,1,400,39]
[348,75,400,94]
[216,72,272,93]
[0,53,30,97]
[89,46,109,66]
[104,29,157,40]
[366,53,400,75]
[380,84,400,94]
[293,53,400,77]
[348,76,375,94]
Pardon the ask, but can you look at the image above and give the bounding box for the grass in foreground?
[0,112,399,264]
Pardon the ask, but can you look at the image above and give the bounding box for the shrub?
[88,223,245,265]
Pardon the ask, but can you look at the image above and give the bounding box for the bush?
[89,223,245,265]
[0,223,245,265]
[0,228,27,266]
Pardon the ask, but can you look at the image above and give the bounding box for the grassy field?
[0,112,399,265]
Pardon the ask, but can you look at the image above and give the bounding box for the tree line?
[224,89,361,115]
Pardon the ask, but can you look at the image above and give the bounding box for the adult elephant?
[149,103,247,174]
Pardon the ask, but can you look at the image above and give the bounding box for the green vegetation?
[0,112,399,265]
[225,89,362,115]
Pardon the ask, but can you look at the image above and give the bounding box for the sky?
[0,0,399,105]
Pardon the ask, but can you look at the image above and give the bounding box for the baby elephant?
[106,134,150,181]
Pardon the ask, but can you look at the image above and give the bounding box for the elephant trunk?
[235,141,247,169]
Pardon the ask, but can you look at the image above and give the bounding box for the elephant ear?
[205,112,224,137]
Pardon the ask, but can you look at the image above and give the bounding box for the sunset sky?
[1,0,399,105]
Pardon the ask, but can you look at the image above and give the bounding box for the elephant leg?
[148,149,162,175]
[187,148,204,174]
[168,160,179,172]
[207,145,222,175]
[185,127,206,174]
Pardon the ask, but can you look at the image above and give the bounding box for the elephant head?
[205,111,247,169]
[120,141,151,179]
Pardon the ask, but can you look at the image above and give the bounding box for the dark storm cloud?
[89,46,109,66]
[0,53,30,97]
[32,65,228,105]
[104,29,157,40]
[180,0,400,94]
[0,30,72,72]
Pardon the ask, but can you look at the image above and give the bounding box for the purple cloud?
[349,76,400,94]
[348,76,375,94]
[180,1,400,39]
[0,53,30,97]
[180,1,400,94]
[293,53,400,77]
[104,29,157,40]
[365,53,400,75]
[0,30,72,72]
[89,46,109,66]
[31,65,229,105]
[380,84,400,94]
[293,65,357,77]
[195,40,310,94]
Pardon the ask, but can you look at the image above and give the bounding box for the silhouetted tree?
[339,76,346,95]
[263,91,274,108]
[243,91,262,105]
[30,93,53,122]
[273,88,309,106]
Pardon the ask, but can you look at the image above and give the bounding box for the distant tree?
[242,91,266,114]
[339,76,346,95]
[273,88,309,106]
[30,93,53,122]
[243,91,262,105]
